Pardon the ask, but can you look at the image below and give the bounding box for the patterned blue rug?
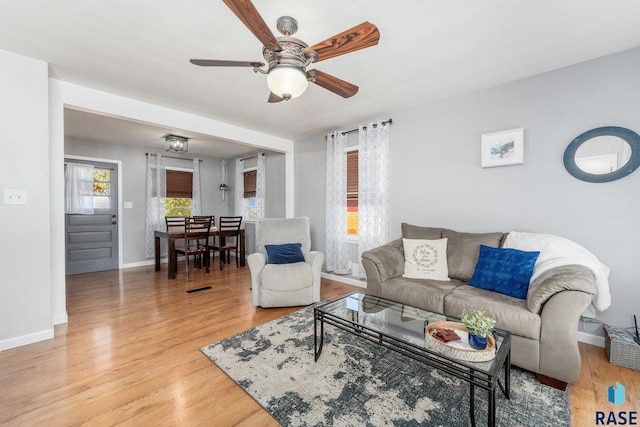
[201,306,571,426]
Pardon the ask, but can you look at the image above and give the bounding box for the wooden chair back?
[165,216,187,232]
[192,215,215,229]
[218,216,242,239]
[216,216,243,271]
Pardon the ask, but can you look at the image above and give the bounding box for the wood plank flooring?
[0,262,638,426]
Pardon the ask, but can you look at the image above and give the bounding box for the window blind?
[346,150,358,209]
[166,170,193,198]
[244,170,257,198]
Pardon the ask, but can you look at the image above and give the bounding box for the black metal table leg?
[469,373,476,427]
[505,349,511,399]
[488,387,496,427]
[314,308,324,362]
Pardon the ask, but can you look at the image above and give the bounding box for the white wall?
[295,47,640,330]
[0,50,53,350]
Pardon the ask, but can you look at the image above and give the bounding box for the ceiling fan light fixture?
[267,64,308,100]
[165,134,189,153]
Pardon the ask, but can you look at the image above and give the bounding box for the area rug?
[201,307,571,426]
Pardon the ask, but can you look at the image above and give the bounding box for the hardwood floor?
[0,263,637,426]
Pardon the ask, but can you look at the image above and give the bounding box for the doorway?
[65,159,120,275]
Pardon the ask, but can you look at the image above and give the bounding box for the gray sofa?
[361,224,597,388]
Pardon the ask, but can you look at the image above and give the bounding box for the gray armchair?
[248,217,324,308]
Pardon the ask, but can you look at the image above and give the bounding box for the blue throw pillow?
[265,243,305,264]
[469,245,540,299]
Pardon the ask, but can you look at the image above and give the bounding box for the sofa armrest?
[247,252,267,306]
[527,265,596,314]
[305,251,325,303]
[361,238,404,296]
[538,290,593,383]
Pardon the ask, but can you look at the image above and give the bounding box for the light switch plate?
[124,202,133,209]
[3,189,28,205]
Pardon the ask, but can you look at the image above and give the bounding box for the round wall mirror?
[563,126,640,183]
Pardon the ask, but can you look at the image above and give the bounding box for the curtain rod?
[240,152,267,162]
[340,118,393,136]
[64,162,115,170]
[145,153,203,162]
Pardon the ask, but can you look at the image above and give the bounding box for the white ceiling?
[2,0,640,156]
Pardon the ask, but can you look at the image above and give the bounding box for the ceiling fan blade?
[268,92,285,103]
[190,59,264,67]
[305,22,380,62]
[222,0,282,51]
[308,70,358,98]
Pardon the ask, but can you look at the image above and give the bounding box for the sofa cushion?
[402,238,450,281]
[469,245,540,299]
[261,262,313,291]
[442,229,505,281]
[264,243,305,264]
[381,276,464,313]
[401,223,443,240]
[444,284,541,340]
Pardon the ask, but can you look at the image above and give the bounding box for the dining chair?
[166,216,196,266]
[174,216,212,277]
[165,216,187,231]
[192,215,215,268]
[215,216,243,271]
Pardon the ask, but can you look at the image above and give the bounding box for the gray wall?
[228,152,287,254]
[294,47,640,329]
[65,138,287,262]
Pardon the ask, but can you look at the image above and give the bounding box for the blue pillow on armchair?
[469,245,540,299]
[265,243,305,264]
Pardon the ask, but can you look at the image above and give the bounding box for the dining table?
[154,227,246,279]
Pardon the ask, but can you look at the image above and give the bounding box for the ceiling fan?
[190,0,380,103]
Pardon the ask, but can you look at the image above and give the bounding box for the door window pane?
[93,168,111,209]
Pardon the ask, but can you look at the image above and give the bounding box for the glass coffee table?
[313,292,511,427]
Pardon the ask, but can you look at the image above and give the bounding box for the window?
[166,170,193,216]
[92,168,111,209]
[243,169,257,219]
[347,149,358,235]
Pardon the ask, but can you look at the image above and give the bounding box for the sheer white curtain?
[255,153,266,220]
[234,158,245,216]
[191,158,202,216]
[65,162,95,214]
[357,120,390,278]
[145,154,166,259]
[325,131,350,274]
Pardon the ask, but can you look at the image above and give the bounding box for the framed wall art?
[481,127,524,168]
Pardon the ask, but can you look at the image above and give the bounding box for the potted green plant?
[460,309,497,350]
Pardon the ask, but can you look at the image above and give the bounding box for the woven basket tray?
[425,321,496,362]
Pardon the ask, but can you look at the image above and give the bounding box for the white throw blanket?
[503,231,611,311]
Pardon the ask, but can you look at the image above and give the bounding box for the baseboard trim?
[321,272,367,288]
[577,331,605,347]
[122,259,162,269]
[52,312,68,325]
[0,328,54,351]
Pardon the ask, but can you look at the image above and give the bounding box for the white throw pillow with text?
[402,238,450,281]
